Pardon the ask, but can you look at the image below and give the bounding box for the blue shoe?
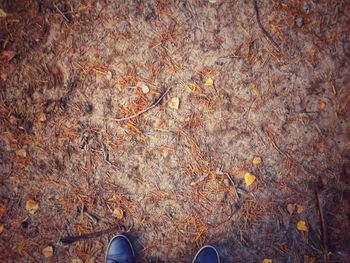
[192,245,220,263]
[105,234,135,263]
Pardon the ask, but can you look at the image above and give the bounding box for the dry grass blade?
[109,87,171,122]
[253,0,280,52]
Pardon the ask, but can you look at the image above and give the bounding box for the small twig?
[110,87,171,122]
[316,178,329,262]
[225,173,240,201]
[253,0,280,52]
[53,3,70,23]
[60,224,122,244]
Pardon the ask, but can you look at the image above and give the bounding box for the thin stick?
[225,173,239,201]
[53,3,70,23]
[110,87,171,122]
[316,181,329,262]
[253,0,280,52]
[60,225,121,244]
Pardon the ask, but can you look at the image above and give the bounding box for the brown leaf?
[0,204,6,216]
[286,203,295,215]
[16,149,27,158]
[38,112,46,122]
[112,207,124,220]
[0,223,4,233]
[319,100,326,110]
[252,156,262,165]
[296,204,304,214]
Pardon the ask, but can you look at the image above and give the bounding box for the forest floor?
[0,0,350,262]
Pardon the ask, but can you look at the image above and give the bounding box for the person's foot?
[192,245,220,263]
[105,234,135,263]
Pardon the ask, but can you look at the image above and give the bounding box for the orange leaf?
[112,207,124,220]
[252,156,262,165]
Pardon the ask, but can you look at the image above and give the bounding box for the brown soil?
[0,0,350,262]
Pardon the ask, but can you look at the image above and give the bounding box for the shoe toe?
[106,235,134,263]
[193,246,220,263]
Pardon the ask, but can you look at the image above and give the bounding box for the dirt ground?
[0,0,350,262]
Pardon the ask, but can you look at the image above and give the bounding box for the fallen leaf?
[86,257,96,263]
[169,97,180,109]
[244,172,256,187]
[319,100,326,110]
[38,112,46,122]
[112,207,124,220]
[0,9,7,18]
[0,223,4,233]
[286,203,295,215]
[252,156,262,165]
[0,204,6,216]
[320,176,328,186]
[26,199,39,214]
[1,51,16,62]
[204,77,214,86]
[296,220,308,232]
[71,258,83,263]
[296,204,304,214]
[16,149,27,158]
[42,246,53,258]
[9,115,17,125]
[262,259,272,263]
[191,82,197,92]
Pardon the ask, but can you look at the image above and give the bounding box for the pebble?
[106,71,112,80]
[303,2,311,14]
[295,18,304,28]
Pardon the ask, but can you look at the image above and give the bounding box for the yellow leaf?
[191,82,197,92]
[296,204,304,214]
[204,78,214,86]
[0,223,4,233]
[26,199,39,215]
[71,258,83,263]
[244,172,256,187]
[0,9,7,18]
[262,259,272,263]
[112,207,124,220]
[252,156,262,165]
[42,246,53,258]
[297,220,308,232]
[169,97,180,109]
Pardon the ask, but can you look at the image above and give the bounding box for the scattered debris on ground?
[0,0,349,262]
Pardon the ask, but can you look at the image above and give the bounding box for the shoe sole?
[104,234,135,263]
[192,245,220,263]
